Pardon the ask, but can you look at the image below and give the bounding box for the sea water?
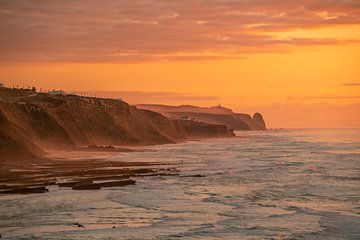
[0,129,359,239]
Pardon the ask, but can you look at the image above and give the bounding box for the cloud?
[0,0,359,63]
[299,95,360,100]
[340,82,360,86]
[285,95,360,105]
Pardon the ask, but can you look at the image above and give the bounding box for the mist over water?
[1,129,359,239]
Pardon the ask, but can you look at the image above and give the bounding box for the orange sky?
[0,0,359,128]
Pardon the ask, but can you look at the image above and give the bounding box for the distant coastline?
[136,104,267,131]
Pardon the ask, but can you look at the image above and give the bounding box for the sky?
[0,0,359,128]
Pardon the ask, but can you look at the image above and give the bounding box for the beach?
[0,129,359,239]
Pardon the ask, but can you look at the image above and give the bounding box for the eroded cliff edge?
[0,88,232,161]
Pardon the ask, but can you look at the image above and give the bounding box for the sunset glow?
[1,2,360,238]
[0,0,359,128]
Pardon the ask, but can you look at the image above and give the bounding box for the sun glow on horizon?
[0,0,359,128]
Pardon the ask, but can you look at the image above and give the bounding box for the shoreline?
[0,135,233,195]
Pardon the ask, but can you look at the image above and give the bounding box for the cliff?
[137,104,267,131]
[0,88,232,161]
[0,109,44,162]
[253,112,267,130]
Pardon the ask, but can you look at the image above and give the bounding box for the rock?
[253,112,266,130]
[74,223,84,228]
[181,174,205,178]
[0,186,48,194]
[71,179,136,190]
[72,182,101,190]
[97,179,136,188]
[58,180,93,188]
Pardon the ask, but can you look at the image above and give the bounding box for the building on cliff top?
[48,90,65,95]
[180,116,190,120]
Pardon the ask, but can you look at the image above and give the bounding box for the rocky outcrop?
[253,112,266,130]
[235,113,266,131]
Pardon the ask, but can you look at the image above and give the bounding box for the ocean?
[0,129,359,239]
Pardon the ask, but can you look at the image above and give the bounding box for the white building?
[48,90,65,95]
[180,116,191,121]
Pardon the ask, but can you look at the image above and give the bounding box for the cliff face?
[0,88,232,160]
[253,112,267,130]
[137,104,267,131]
[0,110,43,162]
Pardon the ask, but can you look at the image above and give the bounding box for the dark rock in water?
[0,186,48,194]
[181,174,205,178]
[253,112,266,130]
[73,223,84,228]
[58,180,93,188]
[97,179,136,188]
[72,182,101,190]
[71,179,136,190]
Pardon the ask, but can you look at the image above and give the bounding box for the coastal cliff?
[0,110,43,162]
[0,88,232,161]
[137,104,267,131]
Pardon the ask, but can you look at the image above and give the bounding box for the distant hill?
[137,104,267,131]
[138,104,234,115]
[0,88,233,161]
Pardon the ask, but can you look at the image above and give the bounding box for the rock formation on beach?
[0,87,232,161]
[137,104,267,131]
